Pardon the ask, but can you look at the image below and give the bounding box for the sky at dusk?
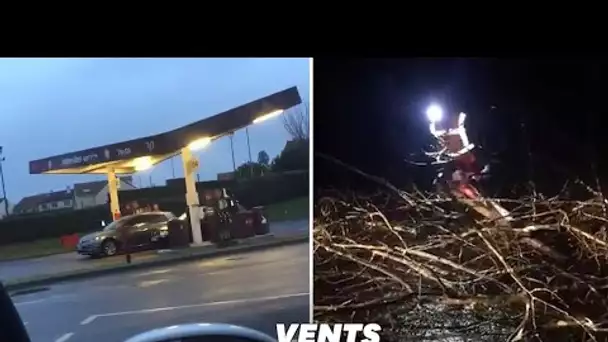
[0,58,310,202]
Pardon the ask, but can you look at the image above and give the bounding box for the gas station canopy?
[29,87,302,175]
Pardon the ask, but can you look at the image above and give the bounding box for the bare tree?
[282,102,309,140]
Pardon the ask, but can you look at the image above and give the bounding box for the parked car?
[177,203,270,241]
[76,211,180,258]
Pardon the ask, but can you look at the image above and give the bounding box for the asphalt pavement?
[12,242,310,342]
[0,219,309,283]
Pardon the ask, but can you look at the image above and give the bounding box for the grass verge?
[0,238,72,262]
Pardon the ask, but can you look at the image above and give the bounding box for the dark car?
[177,202,270,241]
[77,211,179,258]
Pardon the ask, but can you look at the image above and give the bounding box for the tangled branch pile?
[314,179,608,341]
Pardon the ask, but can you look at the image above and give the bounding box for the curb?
[4,235,308,292]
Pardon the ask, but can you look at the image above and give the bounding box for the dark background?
[314,58,608,197]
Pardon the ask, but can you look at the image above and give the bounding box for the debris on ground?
[314,177,608,342]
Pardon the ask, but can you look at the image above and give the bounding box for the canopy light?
[132,156,153,171]
[253,109,284,124]
[187,137,212,151]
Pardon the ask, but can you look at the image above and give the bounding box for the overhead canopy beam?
[29,86,302,175]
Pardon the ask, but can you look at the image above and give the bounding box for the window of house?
[64,200,72,206]
[40,203,47,210]
[51,202,58,208]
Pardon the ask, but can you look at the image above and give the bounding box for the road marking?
[80,292,309,325]
[14,292,82,307]
[196,258,231,268]
[55,332,74,342]
[137,279,169,288]
[134,268,171,277]
[14,298,47,306]
[80,316,96,325]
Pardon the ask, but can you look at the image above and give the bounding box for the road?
[0,219,309,282]
[12,242,310,342]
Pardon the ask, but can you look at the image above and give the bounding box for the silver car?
[76,211,177,257]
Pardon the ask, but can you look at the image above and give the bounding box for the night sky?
[314,59,607,197]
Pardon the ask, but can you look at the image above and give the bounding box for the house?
[0,198,13,219]
[13,176,137,214]
[73,176,136,209]
[13,189,75,214]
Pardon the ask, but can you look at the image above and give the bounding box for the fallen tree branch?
[314,160,608,341]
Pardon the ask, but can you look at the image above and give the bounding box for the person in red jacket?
[427,106,481,190]
[426,105,511,222]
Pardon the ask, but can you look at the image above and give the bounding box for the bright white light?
[132,156,153,171]
[253,109,284,124]
[187,137,212,151]
[426,104,443,123]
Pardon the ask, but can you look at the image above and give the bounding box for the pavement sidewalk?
[3,232,309,292]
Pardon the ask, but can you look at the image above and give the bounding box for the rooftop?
[14,190,73,213]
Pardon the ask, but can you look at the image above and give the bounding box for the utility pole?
[229,134,236,172]
[246,127,253,178]
[170,156,176,179]
[246,127,253,163]
[0,147,8,217]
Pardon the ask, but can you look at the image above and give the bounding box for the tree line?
[235,102,309,179]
